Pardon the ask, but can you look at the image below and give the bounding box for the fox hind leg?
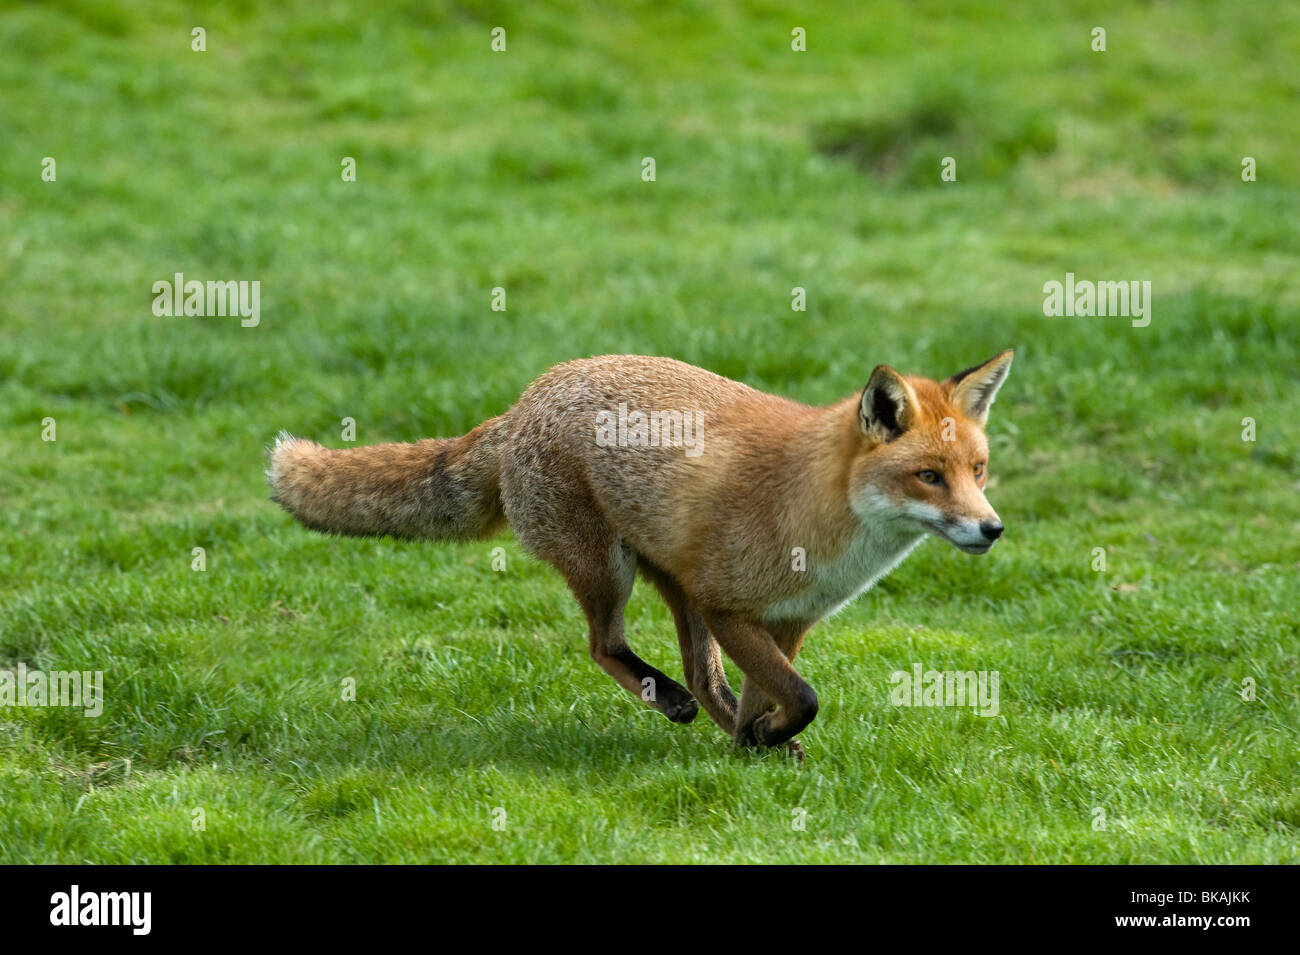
[546,532,698,725]
[642,562,737,735]
[499,433,697,726]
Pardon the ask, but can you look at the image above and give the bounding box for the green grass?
[1,0,1297,863]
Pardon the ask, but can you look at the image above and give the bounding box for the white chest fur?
[763,524,926,624]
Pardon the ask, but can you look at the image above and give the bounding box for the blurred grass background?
[0,0,1296,862]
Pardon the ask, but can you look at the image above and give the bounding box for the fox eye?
[916,470,941,485]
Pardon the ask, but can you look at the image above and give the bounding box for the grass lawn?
[1,0,1296,863]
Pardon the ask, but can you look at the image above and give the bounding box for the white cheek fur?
[859,486,989,547]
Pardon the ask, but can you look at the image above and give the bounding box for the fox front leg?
[705,613,819,755]
[735,677,806,760]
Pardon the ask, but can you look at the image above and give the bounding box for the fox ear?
[945,350,1014,424]
[859,365,916,443]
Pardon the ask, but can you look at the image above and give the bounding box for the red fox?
[269,351,1013,757]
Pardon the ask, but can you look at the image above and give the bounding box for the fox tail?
[267,415,510,541]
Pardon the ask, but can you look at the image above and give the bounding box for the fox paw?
[735,716,802,759]
[661,695,699,724]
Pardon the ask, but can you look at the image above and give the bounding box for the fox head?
[849,350,1014,554]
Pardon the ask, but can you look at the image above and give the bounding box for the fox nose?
[980,520,1004,541]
